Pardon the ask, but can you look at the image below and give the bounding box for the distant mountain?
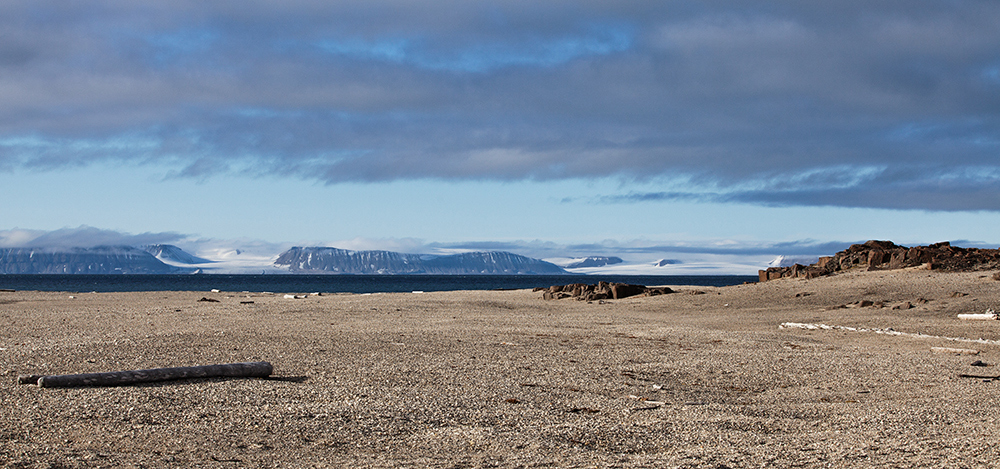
[767,255,820,268]
[0,246,192,274]
[274,247,567,274]
[565,256,624,269]
[142,244,213,264]
[421,251,566,274]
[653,259,682,267]
[275,247,425,274]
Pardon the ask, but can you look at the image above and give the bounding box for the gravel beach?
[4,269,1000,467]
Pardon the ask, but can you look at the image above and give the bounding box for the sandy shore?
[3,269,1000,467]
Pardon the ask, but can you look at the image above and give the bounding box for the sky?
[1,1,999,273]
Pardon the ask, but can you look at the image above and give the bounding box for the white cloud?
[322,237,430,253]
[0,228,44,247]
[0,225,183,248]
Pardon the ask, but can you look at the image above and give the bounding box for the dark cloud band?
[0,1,998,211]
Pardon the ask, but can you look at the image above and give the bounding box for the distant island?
[0,245,568,275]
[0,246,189,274]
[274,247,566,274]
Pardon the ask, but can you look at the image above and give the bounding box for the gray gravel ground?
[3,269,1000,467]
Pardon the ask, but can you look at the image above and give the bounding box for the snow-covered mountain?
[0,246,191,274]
[653,259,682,267]
[142,244,213,264]
[275,247,424,274]
[422,251,566,274]
[547,254,773,275]
[274,247,567,274]
[563,256,624,268]
[151,245,287,274]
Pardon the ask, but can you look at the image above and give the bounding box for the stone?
[610,284,647,299]
[541,283,672,301]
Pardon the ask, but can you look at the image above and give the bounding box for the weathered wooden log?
[959,374,999,380]
[32,361,273,388]
[17,374,44,385]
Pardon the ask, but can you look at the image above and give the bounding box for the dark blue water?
[0,274,756,293]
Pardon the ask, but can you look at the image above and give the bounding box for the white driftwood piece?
[957,313,999,320]
[779,322,1000,345]
[931,347,980,355]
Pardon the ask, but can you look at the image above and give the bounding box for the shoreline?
[0,273,757,295]
[3,269,1000,467]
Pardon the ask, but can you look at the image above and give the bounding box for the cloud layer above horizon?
[1,1,998,210]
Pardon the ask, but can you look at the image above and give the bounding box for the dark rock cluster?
[536,282,673,301]
[759,240,1000,282]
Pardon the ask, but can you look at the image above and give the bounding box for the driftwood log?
[17,374,44,385]
[959,373,999,380]
[18,361,273,388]
[930,347,980,355]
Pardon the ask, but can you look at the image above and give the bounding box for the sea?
[0,274,757,294]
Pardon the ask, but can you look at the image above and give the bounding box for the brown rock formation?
[759,240,1000,282]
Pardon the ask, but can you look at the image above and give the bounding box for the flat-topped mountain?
[274,247,567,274]
[0,246,191,274]
[275,247,424,274]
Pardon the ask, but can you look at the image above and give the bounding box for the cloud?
[325,237,429,254]
[417,237,863,262]
[0,226,185,249]
[0,2,998,210]
[591,164,1000,211]
[562,239,858,258]
[0,228,43,248]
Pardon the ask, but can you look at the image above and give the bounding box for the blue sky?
[1,1,999,273]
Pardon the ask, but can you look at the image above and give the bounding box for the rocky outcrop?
[275,247,567,274]
[537,282,673,301]
[0,246,191,274]
[759,241,1000,282]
